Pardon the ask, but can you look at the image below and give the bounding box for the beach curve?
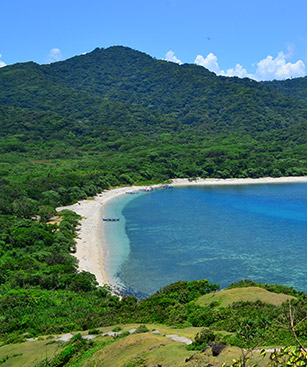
[57,185,142,286]
[57,176,307,288]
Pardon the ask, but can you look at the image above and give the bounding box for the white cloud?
[195,53,220,74]
[255,51,305,80]
[194,53,253,79]
[48,48,62,63]
[0,53,6,68]
[224,64,254,79]
[165,50,182,65]
[194,50,305,81]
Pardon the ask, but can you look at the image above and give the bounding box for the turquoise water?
[103,183,307,296]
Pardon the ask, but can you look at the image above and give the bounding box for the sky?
[1,0,307,81]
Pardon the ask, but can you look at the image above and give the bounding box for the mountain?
[1,46,307,135]
[0,46,306,198]
[0,46,306,212]
[268,76,307,103]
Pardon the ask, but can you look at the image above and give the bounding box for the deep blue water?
[104,183,307,296]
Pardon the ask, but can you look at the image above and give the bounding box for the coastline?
[57,176,307,289]
[57,185,142,287]
[171,176,307,186]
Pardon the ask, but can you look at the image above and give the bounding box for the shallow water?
[104,183,307,296]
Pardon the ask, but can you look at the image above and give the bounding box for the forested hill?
[0,45,307,135]
[268,76,307,103]
[0,45,307,186]
[1,46,307,205]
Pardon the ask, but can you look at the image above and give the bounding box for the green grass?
[0,339,59,367]
[196,286,295,308]
[85,333,176,366]
[0,324,199,367]
[80,332,246,367]
[0,322,291,367]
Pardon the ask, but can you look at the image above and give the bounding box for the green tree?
[12,197,38,218]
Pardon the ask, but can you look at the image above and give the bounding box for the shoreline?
[171,176,307,186]
[57,185,142,287]
[57,176,307,289]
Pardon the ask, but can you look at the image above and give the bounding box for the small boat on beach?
[143,186,153,192]
[102,218,120,222]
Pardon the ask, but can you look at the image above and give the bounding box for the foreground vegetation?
[0,309,306,366]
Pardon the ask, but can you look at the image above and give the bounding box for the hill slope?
[196,286,295,308]
[0,46,306,188]
[0,46,307,136]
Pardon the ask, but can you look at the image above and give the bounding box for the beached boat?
[102,218,120,222]
[143,186,153,192]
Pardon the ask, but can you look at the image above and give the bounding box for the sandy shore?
[171,176,307,186]
[57,185,142,286]
[57,176,307,287]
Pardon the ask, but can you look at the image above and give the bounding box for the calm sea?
[103,183,307,296]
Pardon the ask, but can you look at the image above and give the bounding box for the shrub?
[134,325,149,334]
[112,326,122,332]
[189,328,216,350]
[88,329,100,335]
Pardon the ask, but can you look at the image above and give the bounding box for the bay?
[105,183,307,296]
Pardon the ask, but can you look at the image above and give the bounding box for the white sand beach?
[57,185,142,286]
[57,176,307,288]
[171,176,307,186]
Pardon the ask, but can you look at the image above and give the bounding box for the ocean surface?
[103,183,307,296]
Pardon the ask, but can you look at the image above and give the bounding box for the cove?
[104,183,307,296]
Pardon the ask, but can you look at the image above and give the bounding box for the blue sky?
[1,0,307,80]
